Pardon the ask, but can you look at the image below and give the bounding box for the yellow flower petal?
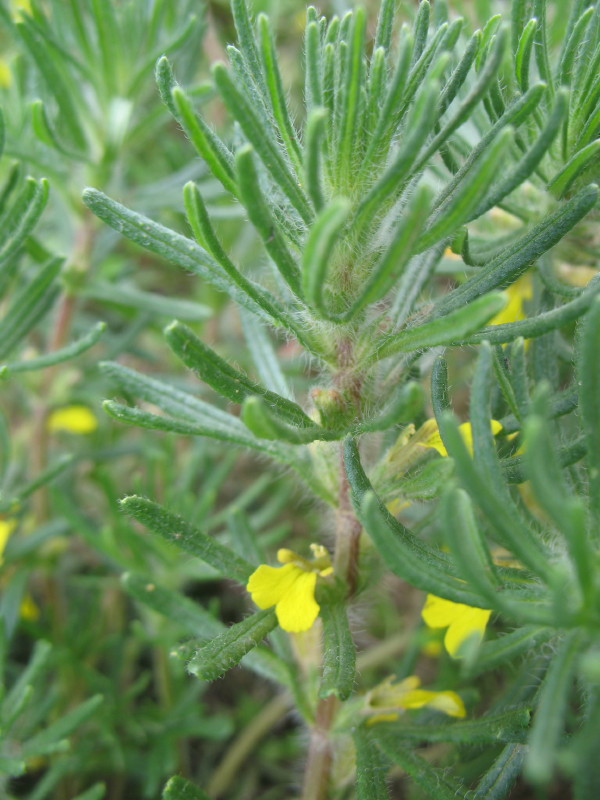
[366,712,400,725]
[417,419,502,457]
[489,273,533,326]
[422,594,465,628]
[444,607,491,658]
[246,556,323,633]
[20,594,39,621]
[400,689,466,718]
[247,563,300,609]
[0,519,17,563]
[274,569,319,632]
[422,594,491,658]
[47,405,97,434]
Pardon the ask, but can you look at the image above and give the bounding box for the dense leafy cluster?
[1,0,599,798]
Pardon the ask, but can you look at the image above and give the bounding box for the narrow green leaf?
[241,396,337,444]
[155,55,179,118]
[171,87,237,197]
[355,79,438,236]
[304,108,327,211]
[347,186,431,317]
[258,14,301,171]
[0,257,62,361]
[355,381,424,434]
[371,292,507,362]
[240,309,291,400]
[22,695,103,758]
[2,640,51,721]
[441,487,500,597]
[302,197,351,317]
[476,89,569,217]
[212,62,311,224]
[470,628,556,680]
[235,145,302,297]
[434,184,598,317]
[354,728,390,800]
[319,602,355,700]
[187,608,277,681]
[411,1,431,67]
[373,708,531,744]
[1,322,105,375]
[164,321,312,428]
[69,783,106,800]
[120,496,253,583]
[418,127,513,251]
[457,274,600,345]
[163,776,212,800]
[82,188,283,324]
[231,0,262,86]
[410,26,508,177]
[436,411,554,589]
[374,0,395,53]
[374,739,465,800]
[515,18,537,92]
[525,631,581,783]
[336,8,366,187]
[122,573,223,637]
[0,177,49,270]
[558,7,594,85]
[473,745,527,799]
[304,20,322,112]
[344,438,487,605]
[576,295,600,521]
[548,140,600,198]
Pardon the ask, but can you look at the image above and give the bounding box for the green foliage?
[0,0,599,798]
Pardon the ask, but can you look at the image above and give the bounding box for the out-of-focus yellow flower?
[0,59,11,88]
[10,0,31,18]
[0,519,17,565]
[47,405,97,434]
[366,674,466,724]
[247,544,333,633]
[20,594,39,621]
[489,272,533,325]
[422,594,491,658]
[416,418,503,457]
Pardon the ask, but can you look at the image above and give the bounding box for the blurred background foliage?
[0,0,598,799]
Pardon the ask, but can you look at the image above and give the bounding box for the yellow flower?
[489,272,533,325]
[246,544,333,633]
[20,594,39,621]
[0,59,11,89]
[0,519,17,565]
[47,405,97,434]
[417,418,503,457]
[366,674,466,724]
[422,594,491,658]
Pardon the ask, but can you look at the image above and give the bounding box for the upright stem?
[334,442,363,596]
[301,694,338,800]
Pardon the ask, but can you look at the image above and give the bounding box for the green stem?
[301,694,338,800]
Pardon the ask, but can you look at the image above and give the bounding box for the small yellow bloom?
[0,519,17,565]
[417,418,502,457]
[0,60,11,89]
[47,405,98,434]
[489,272,533,326]
[422,594,491,658]
[246,544,333,633]
[366,674,466,724]
[20,594,39,621]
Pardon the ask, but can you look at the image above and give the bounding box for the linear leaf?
[162,776,213,800]
[187,609,277,681]
[433,184,598,317]
[371,292,507,362]
[0,257,61,361]
[319,601,355,700]
[120,496,254,583]
[164,321,312,428]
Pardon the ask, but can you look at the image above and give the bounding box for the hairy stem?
[301,694,338,800]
